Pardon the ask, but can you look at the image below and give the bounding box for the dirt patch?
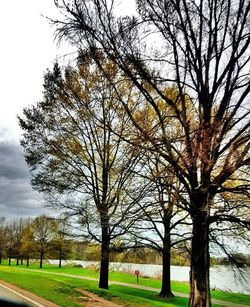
[0,280,123,307]
[77,288,123,307]
[0,280,59,306]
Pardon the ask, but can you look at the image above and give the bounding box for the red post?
[135,270,140,283]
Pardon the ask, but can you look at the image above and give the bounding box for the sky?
[0,0,136,219]
[0,1,71,218]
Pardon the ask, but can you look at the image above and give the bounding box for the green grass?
[91,285,189,307]
[0,265,188,306]
[0,266,88,306]
[15,262,191,293]
[0,261,249,306]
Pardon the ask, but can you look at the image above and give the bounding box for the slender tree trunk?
[98,215,110,289]
[59,249,62,268]
[16,257,19,265]
[26,254,29,267]
[159,213,174,297]
[21,257,23,265]
[8,255,11,266]
[160,246,174,297]
[189,208,211,307]
[0,254,2,264]
[40,248,44,269]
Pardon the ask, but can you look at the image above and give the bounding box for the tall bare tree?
[52,1,250,305]
[19,56,143,289]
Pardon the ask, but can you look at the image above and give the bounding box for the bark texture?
[160,212,174,298]
[98,215,110,289]
[39,249,44,269]
[189,204,211,307]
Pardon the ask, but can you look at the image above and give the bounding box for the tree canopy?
[51,1,250,305]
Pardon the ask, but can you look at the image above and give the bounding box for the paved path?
[0,280,59,307]
[0,282,43,306]
[18,268,249,307]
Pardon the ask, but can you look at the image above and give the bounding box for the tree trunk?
[59,249,62,268]
[39,248,44,269]
[0,254,2,264]
[8,255,11,266]
[16,257,19,265]
[189,209,211,307]
[21,257,23,265]
[159,213,174,297]
[160,246,174,297]
[98,215,110,289]
[26,254,29,267]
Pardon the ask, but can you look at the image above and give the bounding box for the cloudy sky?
[0,1,72,218]
[0,1,137,219]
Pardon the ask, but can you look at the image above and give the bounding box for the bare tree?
[19,56,143,289]
[20,219,34,267]
[5,220,17,266]
[0,217,8,264]
[129,152,191,297]
[12,218,27,266]
[52,215,72,268]
[31,215,58,268]
[52,1,250,305]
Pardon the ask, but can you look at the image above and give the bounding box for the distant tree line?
[0,214,190,267]
[0,215,70,268]
[2,215,246,270]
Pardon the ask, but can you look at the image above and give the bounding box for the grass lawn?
[0,265,189,306]
[0,261,249,306]
[12,263,191,292]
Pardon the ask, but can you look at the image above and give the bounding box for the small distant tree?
[31,215,58,268]
[0,217,8,264]
[20,219,34,267]
[12,218,26,265]
[5,220,17,266]
[53,216,72,267]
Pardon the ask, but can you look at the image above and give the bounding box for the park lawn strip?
[17,263,190,292]
[1,263,249,306]
[0,266,90,306]
[0,265,189,306]
[210,290,250,306]
[19,263,250,305]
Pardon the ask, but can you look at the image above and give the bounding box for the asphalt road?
[0,283,44,307]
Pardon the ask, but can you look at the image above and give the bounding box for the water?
[48,259,250,294]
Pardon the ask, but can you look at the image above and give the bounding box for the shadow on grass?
[86,284,189,307]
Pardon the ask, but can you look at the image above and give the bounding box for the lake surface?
[48,259,250,294]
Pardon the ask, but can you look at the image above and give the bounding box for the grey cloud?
[0,142,30,180]
[0,137,53,218]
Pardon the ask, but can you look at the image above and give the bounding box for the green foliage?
[170,250,190,266]
[110,247,162,264]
